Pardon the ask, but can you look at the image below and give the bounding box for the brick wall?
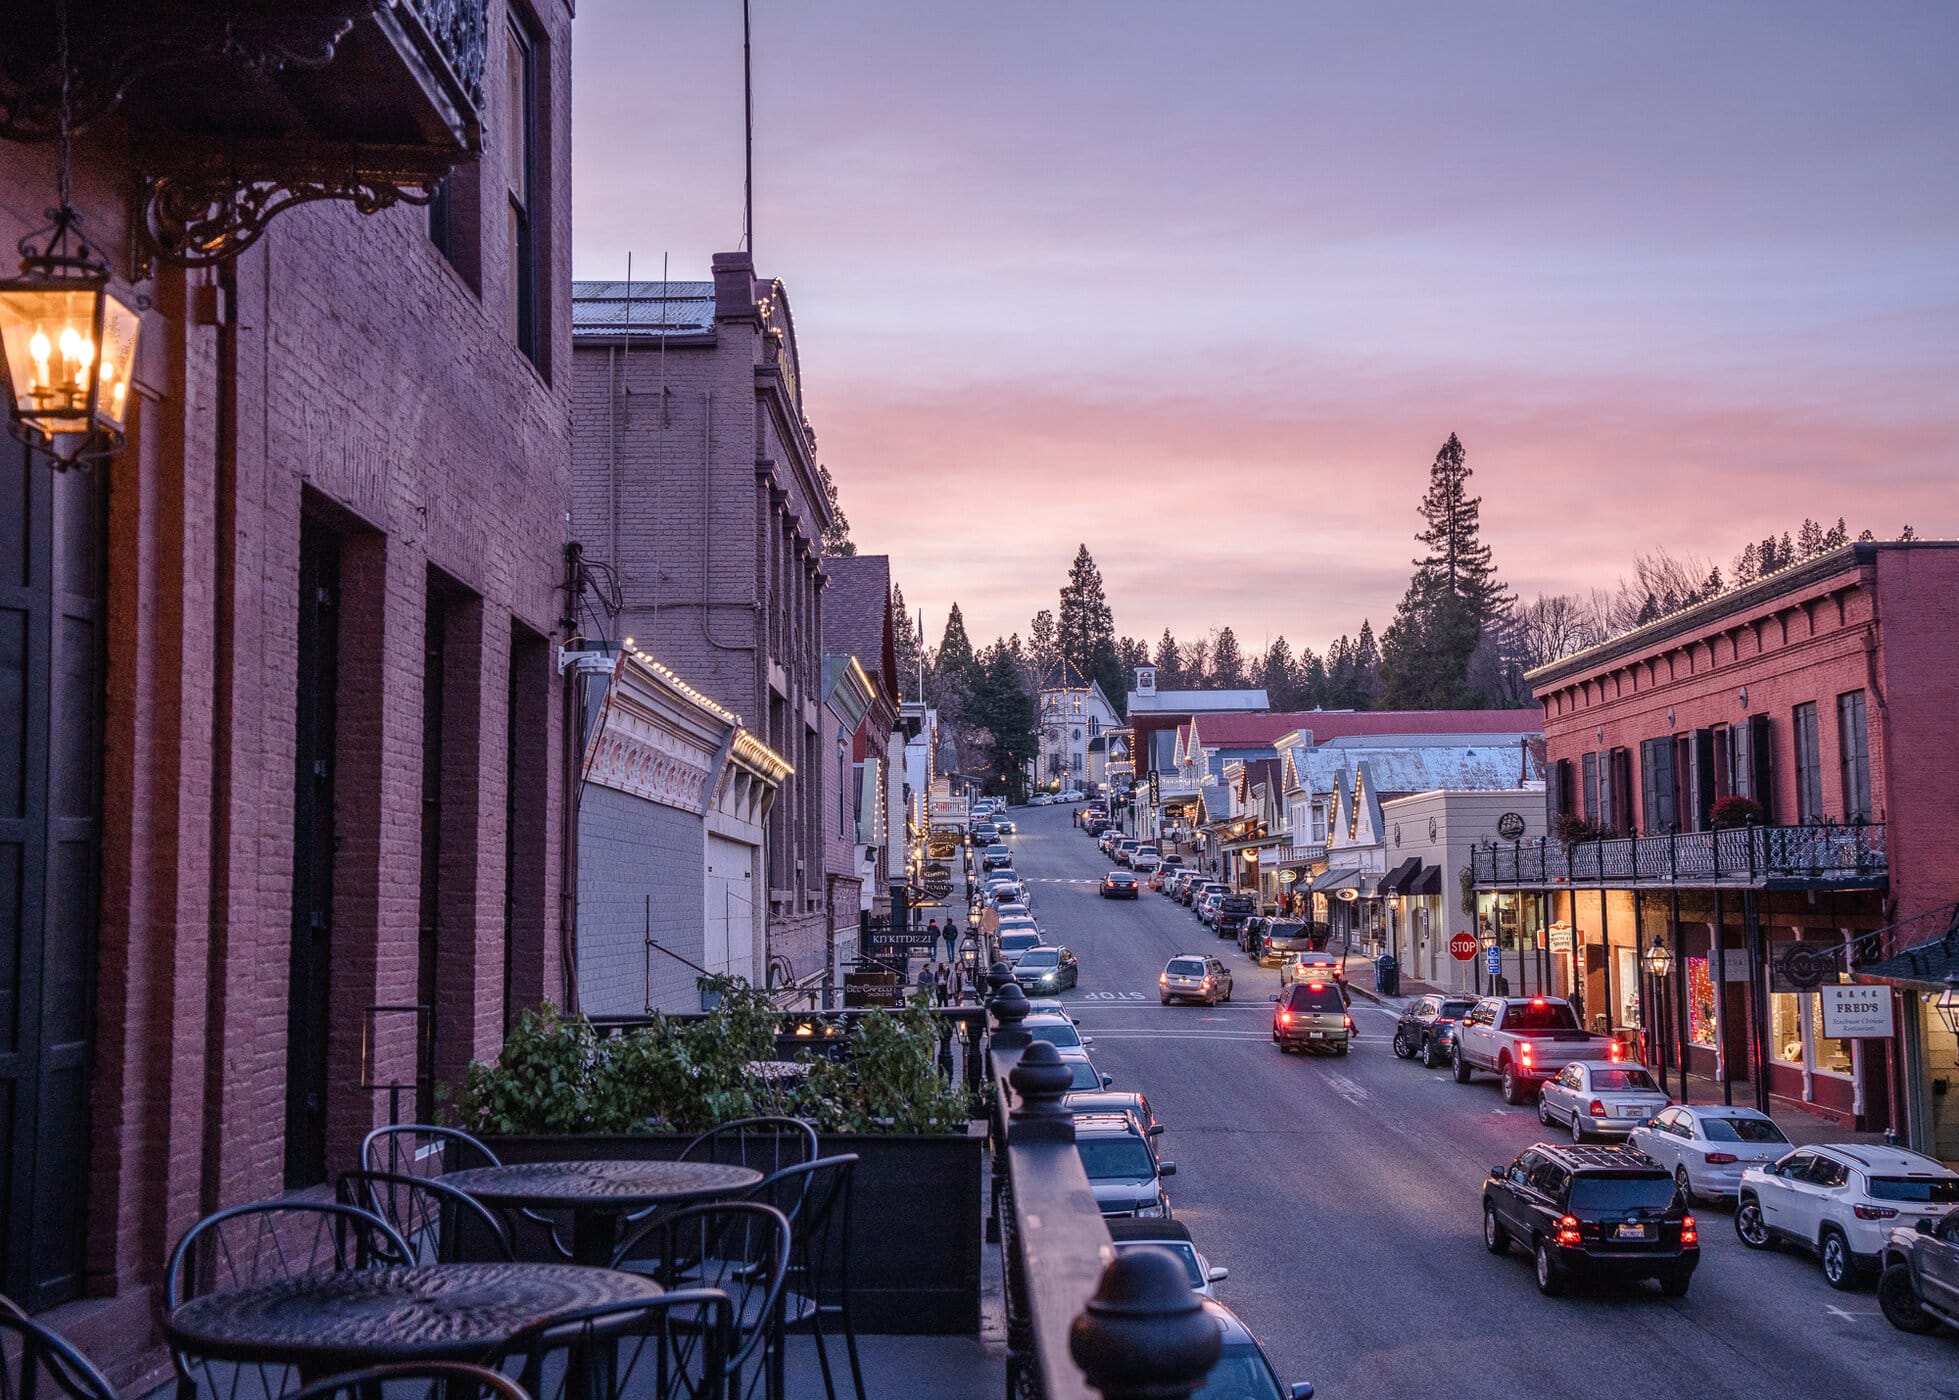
[2,1,578,1378]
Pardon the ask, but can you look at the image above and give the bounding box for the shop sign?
[1818,985,1894,1039]
[1547,925,1574,954]
[1496,811,1527,840]
[1279,869,1298,885]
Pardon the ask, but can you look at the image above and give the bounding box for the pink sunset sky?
[573,1,1958,652]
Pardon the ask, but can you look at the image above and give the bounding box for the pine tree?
[1899,524,1918,542]
[928,603,980,731]
[816,463,855,557]
[1260,638,1299,709]
[968,639,1036,796]
[1028,609,1058,679]
[1379,433,1511,708]
[1211,627,1245,688]
[1825,517,1849,549]
[1116,636,1149,675]
[1056,544,1123,710]
[1857,528,1876,543]
[1180,637,1210,684]
[890,583,923,701]
[1324,635,1355,708]
[1731,542,1759,585]
[1779,532,1794,565]
[1153,629,1182,686]
[1352,620,1381,706]
[1703,566,1724,595]
[1797,518,1826,558]
[1297,645,1327,708]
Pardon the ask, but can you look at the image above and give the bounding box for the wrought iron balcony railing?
[1472,823,1887,891]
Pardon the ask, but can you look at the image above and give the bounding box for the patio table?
[443,1159,762,1266]
[163,1262,661,1378]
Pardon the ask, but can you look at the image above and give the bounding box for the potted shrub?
[446,977,984,1334]
[1553,812,1610,847]
[1709,795,1767,830]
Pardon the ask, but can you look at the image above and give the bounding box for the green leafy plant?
[1553,812,1611,847]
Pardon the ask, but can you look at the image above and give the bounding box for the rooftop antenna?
[742,0,754,257]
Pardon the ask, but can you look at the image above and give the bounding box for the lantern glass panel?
[95,291,140,431]
[0,282,102,431]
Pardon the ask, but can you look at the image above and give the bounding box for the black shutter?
[1611,748,1635,834]
[1750,713,1775,820]
[1693,729,1717,831]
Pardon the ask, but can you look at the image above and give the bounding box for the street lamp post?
[1645,936,1679,1100]
[1934,973,1959,1038]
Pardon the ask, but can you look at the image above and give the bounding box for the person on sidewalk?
[925,917,941,951]
[935,964,951,1006]
[941,918,960,960]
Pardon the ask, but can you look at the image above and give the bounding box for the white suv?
[1735,1144,1959,1289]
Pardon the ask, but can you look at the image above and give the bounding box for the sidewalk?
[1346,978,1890,1150]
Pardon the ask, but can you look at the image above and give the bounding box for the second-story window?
[1792,702,1823,822]
[506,17,541,367]
[1837,690,1871,821]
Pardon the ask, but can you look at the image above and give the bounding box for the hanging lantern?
[1645,936,1673,981]
[0,0,140,468]
[0,209,141,466]
[1934,974,1959,1038]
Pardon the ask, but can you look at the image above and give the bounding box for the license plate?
[1614,1223,1650,1240]
[1307,1031,1324,1039]
[1616,1105,1645,1118]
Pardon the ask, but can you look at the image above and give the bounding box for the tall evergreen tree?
[816,463,855,557]
[1352,620,1382,707]
[1180,636,1210,684]
[1028,608,1059,678]
[890,583,923,701]
[1260,637,1300,709]
[1210,627,1245,688]
[1116,635,1150,676]
[968,639,1037,797]
[928,603,980,731]
[1797,518,1826,558]
[1056,544,1124,712]
[1899,524,1918,541]
[1379,433,1512,708]
[1153,629,1182,686]
[1297,645,1327,708]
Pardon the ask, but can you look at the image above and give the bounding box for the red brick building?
[569,263,836,991]
[1477,542,1959,1156]
[0,4,575,1381]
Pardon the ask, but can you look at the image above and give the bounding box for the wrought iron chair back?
[497,1292,732,1400]
[744,1154,863,1400]
[608,1203,791,1400]
[282,1362,528,1400]
[359,1124,570,1261]
[336,1170,516,1264]
[1,1295,122,1400]
[677,1117,819,1179]
[162,1201,413,1400]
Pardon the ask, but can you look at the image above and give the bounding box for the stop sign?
[1449,932,1477,962]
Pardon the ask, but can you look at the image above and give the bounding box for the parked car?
[1101,870,1140,899]
[1167,871,1198,900]
[1735,1144,1959,1289]
[995,918,1041,946]
[1271,980,1352,1054]
[1056,1047,1113,1092]
[1879,1213,1959,1335]
[981,844,1014,871]
[1027,793,1055,806]
[1451,996,1624,1105]
[1025,1012,1092,1052]
[1279,951,1346,988]
[1483,1143,1699,1297]
[1147,867,1172,892]
[989,882,1029,907]
[1012,945,1080,993]
[1536,1060,1671,1141]
[1253,919,1328,964]
[1131,849,1162,874]
[1107,1219,1226,1297]
[1391,994,1475,1067]
[1073,1111,1175,1219]
[1215,893,1256,940]
[997,930,1043,966]
[1065,1090,1163,1139]
[994,901,1033,923]
[1160,955,1233,1006]
[1197,892,1225,926]
[1195,1299,1314,1400]
[1628,1105,1791,1205]
[1057,787,1085,802]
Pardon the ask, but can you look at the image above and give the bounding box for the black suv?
[1215,893,1256,939]
[1483,1144,1698,1297]
[1392,994,1476,1068]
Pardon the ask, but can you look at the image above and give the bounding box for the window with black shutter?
[1749,712,1775,815]
[1640,737,1677,834]
[1837,690,1870,821]
[1729,718,1752,799]
[1792,703,1823,822]
[1610,748,1634,833]
[1691,729,1717,831]
[1581,752,1599,824]
[1596,754,1614,835]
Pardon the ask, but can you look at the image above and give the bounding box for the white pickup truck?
[1451,995,1622,1105]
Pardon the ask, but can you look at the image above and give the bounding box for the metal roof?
[1283,741,1539,794]
[571,280,716,337]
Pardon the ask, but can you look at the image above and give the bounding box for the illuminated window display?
[1688,956,1717,1046]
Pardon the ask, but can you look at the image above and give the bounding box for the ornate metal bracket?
[142,143,442,268]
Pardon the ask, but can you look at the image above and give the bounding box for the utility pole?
[742,0,754,257]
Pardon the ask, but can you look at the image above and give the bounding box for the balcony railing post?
[1007,1041,1076,1144]
[1070,1250,1221,1400]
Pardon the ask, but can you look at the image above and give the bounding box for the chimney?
[711,251,758,321]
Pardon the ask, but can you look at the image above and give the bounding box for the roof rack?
[1537,1143,1658,1170]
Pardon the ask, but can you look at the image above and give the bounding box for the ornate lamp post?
[0,1,141,468]
[1646,936,1676,1096]
[1934,973,1959,1038]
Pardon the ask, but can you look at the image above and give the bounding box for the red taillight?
[1608,1041,1624,1062]
[1854,1204,1899,1221]
[1520,1043,1534,1066]
[1531,997,1547,1007]
[1344,1015,1354,1029]
[1279,1011,1293,1025]
[1681,1215,1698,1246]
[1200,978,1213,989]
[1555,1215,1582,1246]
[1307,982,1325,992]
[1704,1152,1738,1165]
[1589,1100,1607,1117]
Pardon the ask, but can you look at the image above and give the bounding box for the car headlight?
[1135,1204,1166,1219]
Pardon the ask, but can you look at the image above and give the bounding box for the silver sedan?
[1629,1104,1793,1204]
[1536,1059,1671,1141]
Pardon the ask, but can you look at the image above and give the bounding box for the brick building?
[0,2,575,1380]
[570,261,835,988]
[1475,541,1959,1154]
[822,554,903,957]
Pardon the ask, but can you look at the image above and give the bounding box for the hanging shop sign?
[1496,812,1527,841]
[1818,985,1894,1039]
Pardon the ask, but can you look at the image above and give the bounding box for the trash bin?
[1375,954,1400,998]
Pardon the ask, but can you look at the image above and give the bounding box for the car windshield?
[1168,959,1208,975]
[1192,1345,1284,1400]
[1077,1138,1154,1180]
[1114,1240,1203,1289]
[1699,1116,1789,1144]
[1505,1001,1580,1030]
[1567,1174,1677,1213]
[1286,985,1345,1013]
[1065,1060,1104,1090]
[1019,950,1060,968]
[1588,1068,1660,1092]
[1000,933,1040,952]
[1868,1177,1959,1204]
[1028,1021,1082,1048]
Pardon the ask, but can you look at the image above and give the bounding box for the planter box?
[484,1123,985,1335]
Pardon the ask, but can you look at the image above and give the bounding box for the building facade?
[1475,541,1959,1152]
[569,260,835,991]
[1036,659,1118,789]
[0,3,575,1380]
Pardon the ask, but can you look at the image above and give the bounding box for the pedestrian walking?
[926,917,941,950]
[935,964,951,1007]
[941,918,960,960]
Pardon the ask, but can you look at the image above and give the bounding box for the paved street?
[1000,804,1959,1400]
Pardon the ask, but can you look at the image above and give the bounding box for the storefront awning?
[1221,834,1281,855]
[1379,857,1422,895]
[1856,933,1958,989]
[1309,867,1363,895]
[1412,864,1444,897]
